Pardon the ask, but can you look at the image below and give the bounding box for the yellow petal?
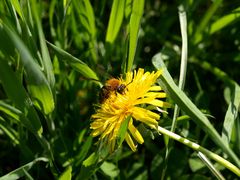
[128,119,144,144]
[149,86,162,91]
[146,99,171,108]
[125,132,137,152]
[144,92,166,98]
[132,107,159,126]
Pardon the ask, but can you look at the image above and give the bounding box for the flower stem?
[156,126,240,177]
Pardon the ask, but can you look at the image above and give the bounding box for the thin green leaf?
[4,0,22,34]
[2,24,55,115]
[10,0,24,20]
[210,7,240,34]
[106,0,125,44]
[76,0,96,38]
[162,7,188,179]
[0,100,22,122]
[117,115,131,148]
[0,157,48,180]
[31,0,56,90]
[0,58,42,134]
[222,83,240,144]
[126,0,144,72]
[0,117,19,145]
[75,136,93,166]
[232,117,240,154]
[73,0,97,63]
[197,152,225,179]
[193,0,222,44]
[152,53,240,167]
[47,42,100,85]
[125,0,133,19]
[0,56,53,161]
[78,152,99,180]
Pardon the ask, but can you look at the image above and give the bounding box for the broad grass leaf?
[127,0,144,72]
[75,136,93,166]
[106,0,125,44]
[193,0,223,44]
[231,118,240,154]
[78,152,99,180]
[0,59,42,134]
[0,117,19,145]
[59,166,72,180]
[222,84,240,144]
[0,157,48,180]
[117,116,131,148]
[210,7,240,34]
[47,42,100,84]
[189,156,205,172]
[2,24,55,115]
[100,161,120,178]
[0,59,53,159]
[31,0,55,90]
[73,0,97,62]
[0,100,22,122]
[9,0,24,20]
[152,53,240,167]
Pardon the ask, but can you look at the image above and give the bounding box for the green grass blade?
[9,0,23,20]
[197,152,225,179]
[162,6,188,179]
[106,0,125,44]
[0,59,42,134]
[30,0,55,90]
[0,100,22,122]
[210,7,240,34]
[193,0,222,44]
[79,152,99,180]
[76,0,96,38]
[117,116,131,148]
[2,24,55,115]
[59,166,72,180]
[0,157,48,180]
[222,83,240,144]
[4,0,22,34]
[233,117,240,154]
[126,0,144,72]
[170,5,188,135]
[75,136,93,166]
[0,117,19,145]
[47,42,100,85]
[152,54,240,167]
[0,60,53,160]
[73,0,97,63]
[177,6,188,91]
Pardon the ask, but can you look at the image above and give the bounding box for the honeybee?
[99,78,126,103]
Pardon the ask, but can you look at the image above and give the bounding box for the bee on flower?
[90,68,170,152]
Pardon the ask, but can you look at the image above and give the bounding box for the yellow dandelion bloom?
[90,68,169,152]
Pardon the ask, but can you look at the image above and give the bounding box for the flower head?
[90,68,169,152]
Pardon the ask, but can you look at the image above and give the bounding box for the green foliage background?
[0,0,240,179]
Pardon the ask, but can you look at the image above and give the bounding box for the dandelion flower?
[90,68,169,152]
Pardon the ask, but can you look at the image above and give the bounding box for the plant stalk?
[156,126,240,177]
